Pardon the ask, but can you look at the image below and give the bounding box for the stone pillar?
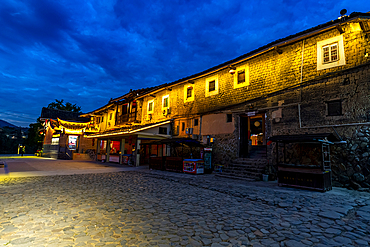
[136,139,141,167]
[119,138,125,164]
[106,139,111,162]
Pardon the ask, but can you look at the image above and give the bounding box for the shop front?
[89,120,172,166]
[42,118,99,159]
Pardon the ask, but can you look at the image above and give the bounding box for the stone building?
[84,11,370,188]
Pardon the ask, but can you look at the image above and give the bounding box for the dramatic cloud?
[0,0,369,126]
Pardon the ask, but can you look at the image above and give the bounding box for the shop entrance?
[239,114,266,158]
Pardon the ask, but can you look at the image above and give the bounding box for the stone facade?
[84,12,370,186]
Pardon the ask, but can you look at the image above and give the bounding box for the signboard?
[68,135,78,150]
[51,137,59,145]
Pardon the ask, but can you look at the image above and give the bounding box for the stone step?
[228,163,266,169]
[218,158,268,181]
[215,173,256,181]
[221,169,262,178]
[234,158,267,163]
[223,165,264,172]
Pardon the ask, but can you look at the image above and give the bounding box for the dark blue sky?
[0,0,369,127]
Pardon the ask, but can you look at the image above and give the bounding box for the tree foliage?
[23,121,43,153]
[47,99,82,113]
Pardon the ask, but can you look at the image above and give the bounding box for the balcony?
[116,112,138,125]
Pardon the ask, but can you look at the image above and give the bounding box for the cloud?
[0,0,370,126]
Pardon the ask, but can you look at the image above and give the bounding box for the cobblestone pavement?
[0,170,369,247]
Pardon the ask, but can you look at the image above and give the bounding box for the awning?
[268,133,340,143]
[143,138,204,147]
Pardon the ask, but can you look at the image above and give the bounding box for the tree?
[23,121,43,154]
[47,99,82,113]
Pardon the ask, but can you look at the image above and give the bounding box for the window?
[102,116,104,122]
[109,113,113,120]
[317,35,346,70]
[205,75,219,97]
[147,100,154,113]
[182,122,185,131]
[194,119,198,126]
[322,43,338,63]
[237,70,245,84]
[184,84,195,103]
[159,127,167,135]
[187,87,192,98]
[122,104,128,114]
[162,95,169,108]
[226,114,232,123]
[233,65,249,89]
[327,100,342,116]
[209,80,216,92]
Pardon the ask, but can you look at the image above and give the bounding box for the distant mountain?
[0,119,18,128]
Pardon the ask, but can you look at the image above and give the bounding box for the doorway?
[239,114,266,158]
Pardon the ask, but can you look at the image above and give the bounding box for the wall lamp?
[228,66,236,75]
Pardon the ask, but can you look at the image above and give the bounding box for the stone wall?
[139,22,370,126]
[262,63,370,189]
[211,132,239,167]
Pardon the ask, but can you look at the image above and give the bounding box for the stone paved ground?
[0,170,369,247]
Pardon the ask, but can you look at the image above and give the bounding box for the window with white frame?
[233,65,249,89]
[184,84,195,103]
[147,100,154,114]
[162,95,169,109]
[187,87,192,98]
[317,35,346,70]
[323,43,338,63]
[205,75,219,97]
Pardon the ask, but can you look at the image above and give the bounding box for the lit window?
[209,80,216,92]
[317,36,345,70]
[322,43,338,63]
[237,70,245,84]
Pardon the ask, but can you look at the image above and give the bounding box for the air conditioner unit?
[163,107,171,116]
[185,128,193,134]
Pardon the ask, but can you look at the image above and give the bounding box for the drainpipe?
[199,116,202,141]
[298,40,305,128]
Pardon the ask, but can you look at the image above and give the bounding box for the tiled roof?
[40,107,90,122]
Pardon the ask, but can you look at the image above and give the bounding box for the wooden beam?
[336,25,345,34]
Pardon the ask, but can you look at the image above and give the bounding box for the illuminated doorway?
[239,114,266,158]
